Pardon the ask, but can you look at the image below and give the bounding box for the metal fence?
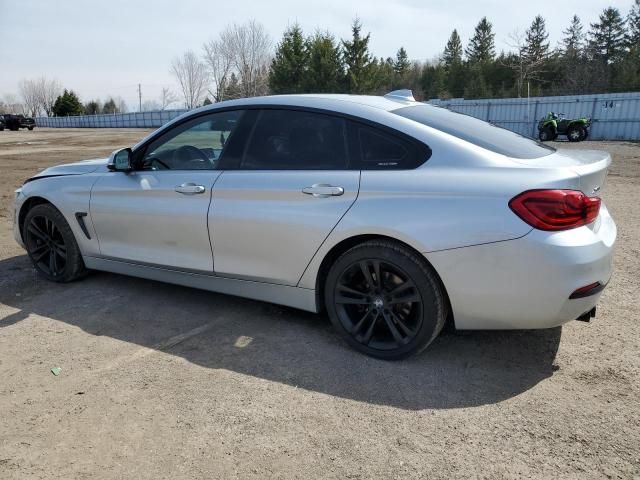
[35,91,640,140]
[428,91,640,140]
[35,109,189,128]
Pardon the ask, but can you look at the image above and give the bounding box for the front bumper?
[13,188,26,249]
[427,204,616,330]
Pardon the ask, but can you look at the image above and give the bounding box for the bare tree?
[504,30,548,98]
[1,94,25,114]
[37,77,62,117]
[142,99,161,111]
[19,79,40,116]
[224,20,271,97]
[160,87,178,109]
[203,38,234,102]
[170,51,209,109]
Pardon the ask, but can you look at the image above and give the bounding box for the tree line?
[2,3,638,117]
[268,5,640,100]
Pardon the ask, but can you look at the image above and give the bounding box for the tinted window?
[354,124,430,170]
[140,110,243,170]
[242,109,348,169]
[393,105,555,159]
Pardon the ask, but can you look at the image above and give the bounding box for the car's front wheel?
[23,203,87,282]
[325,240,446,360]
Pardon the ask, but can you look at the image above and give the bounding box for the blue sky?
[0,0,635,109]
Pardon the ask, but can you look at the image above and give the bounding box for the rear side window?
[353,123,430,170]
[393,104,555,159]
[241,109,348,170]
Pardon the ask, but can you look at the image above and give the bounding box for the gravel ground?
[0,129,638,479]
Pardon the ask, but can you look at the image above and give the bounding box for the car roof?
[194,93,417,115]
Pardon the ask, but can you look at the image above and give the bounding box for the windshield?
[393,104,555,159]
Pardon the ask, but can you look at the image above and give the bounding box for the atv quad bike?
[538,112,591,142]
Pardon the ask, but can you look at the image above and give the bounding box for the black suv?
[0,116,4,131]
[2,114,36,131]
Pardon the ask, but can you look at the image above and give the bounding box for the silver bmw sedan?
[13,91,616,359]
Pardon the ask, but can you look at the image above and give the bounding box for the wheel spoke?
[390,310,416,337]
[387,280,412,297]
[28,222,47,241]
[388,293,420,305]
[55,247,67,260]
[372,260,382,290]
[49,248,57,274]
[350,309,372,334]
[361,311,379,345]
[359,261,375,291]
[335,295,370,305]
[33,245,50,262]
[382,310,405,345]
[337,283,368,298]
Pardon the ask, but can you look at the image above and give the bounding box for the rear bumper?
[427,204,616,330]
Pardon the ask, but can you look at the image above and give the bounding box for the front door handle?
[175,183,206,195]
[302,184,345,198]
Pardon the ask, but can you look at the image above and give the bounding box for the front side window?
[140,110,243,170]
[241,109,348,170]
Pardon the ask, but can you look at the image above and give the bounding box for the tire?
[567,125,584,142]
[538,127,553,141]
[324,240,446,360]
[28,126,34,130]
[23,203,87,282]
[580,127,589,141]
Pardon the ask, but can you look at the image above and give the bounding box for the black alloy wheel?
[325,240,446,360]
[23,203,86,282]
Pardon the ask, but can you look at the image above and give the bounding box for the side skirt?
[83,256,319,313]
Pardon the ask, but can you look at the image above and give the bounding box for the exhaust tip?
[576,307,597,323]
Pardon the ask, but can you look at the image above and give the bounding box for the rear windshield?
[393,105,555,159]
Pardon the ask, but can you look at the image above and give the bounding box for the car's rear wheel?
[28,126,34,131]
[23,204,86,282]
[324,240,446,360]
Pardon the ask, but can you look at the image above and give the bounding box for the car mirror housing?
[108,148,133,172]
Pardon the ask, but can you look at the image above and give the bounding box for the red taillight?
[509,189,601,231]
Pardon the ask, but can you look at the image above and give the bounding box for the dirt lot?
[0,128,638,479]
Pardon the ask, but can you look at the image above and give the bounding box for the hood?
[28,158,109,181]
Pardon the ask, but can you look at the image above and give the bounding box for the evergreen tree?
[83,100,101,115]
[561,15,585,55]
[465,17,495,64]
[225,73,242,99]
[441,30,465,97]
[52,90,83,116]
[393,47,411,76]
[628,0,640,47]
[102,98,118,114]
[305,31,345,93]
[269,24,309,94]
[202,97,212,105]
[589,7,627,65]
[342,19,377,93]
[525,15,550,62]
[443,30,463,66]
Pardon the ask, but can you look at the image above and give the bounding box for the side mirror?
[108,148,133,172]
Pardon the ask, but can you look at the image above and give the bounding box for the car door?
[210,108,360,286]
[90,110,243,271]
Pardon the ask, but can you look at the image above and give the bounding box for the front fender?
[17,175,101,257]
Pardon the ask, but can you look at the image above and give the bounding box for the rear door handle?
[175,183,206,195]
[302,184,344,197]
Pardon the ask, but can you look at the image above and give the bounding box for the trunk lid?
[511,149,611,196]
